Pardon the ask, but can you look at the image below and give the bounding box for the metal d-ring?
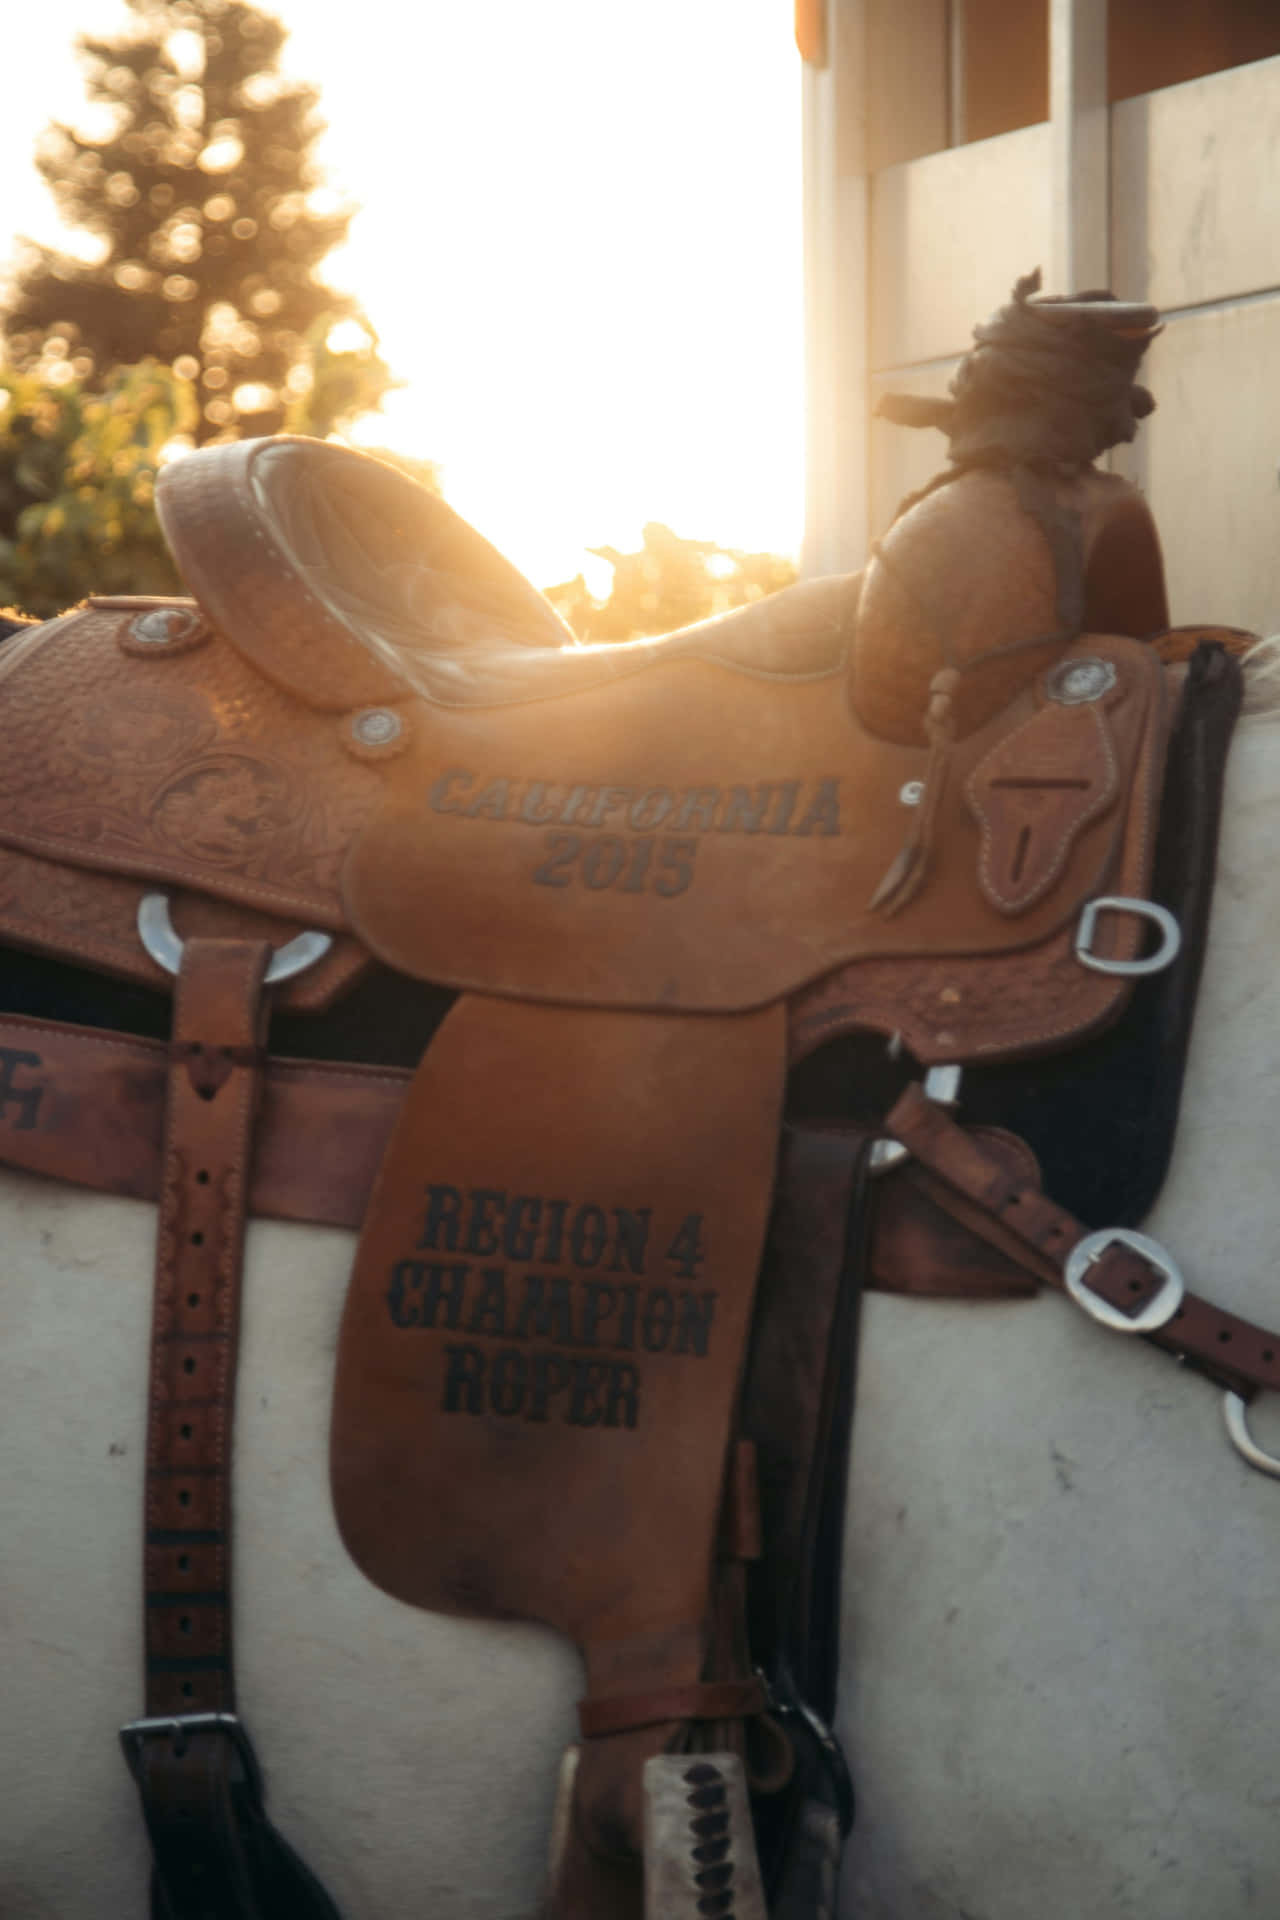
[1063,1226,1185,1334]
[1223,1393,1280,1480]
[1075,896,1182,977]
[137,892,332,984]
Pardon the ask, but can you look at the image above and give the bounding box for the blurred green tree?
[546,521,797,641]
[0,360,192,614]
[0,352,431,619]
[3,0,391,442]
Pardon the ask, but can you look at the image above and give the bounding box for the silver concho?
[1046,657,1117,706]
[350,707,403,747]
[130,607,205,647]
[898,780,925,807]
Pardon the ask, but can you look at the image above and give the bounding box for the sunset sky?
[8,1,805,590]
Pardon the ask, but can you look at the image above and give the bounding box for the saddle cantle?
[3,276,1247,1919]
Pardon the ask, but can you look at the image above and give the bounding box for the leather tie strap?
[122,937,342,1920]
[886,1082,1280,1401]
[577,1677,769,1741]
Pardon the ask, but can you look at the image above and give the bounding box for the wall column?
[800,0,870,576]
[1049,0,1109,292]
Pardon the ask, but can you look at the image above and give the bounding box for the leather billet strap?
[0,1012,1033,1309]
[887,1083,1280,1401]
[0,1011,406,1228]
[578,1677,769,1740]
[124,937,342,1920]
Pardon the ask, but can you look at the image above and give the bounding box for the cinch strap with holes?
[120,936,342,1920]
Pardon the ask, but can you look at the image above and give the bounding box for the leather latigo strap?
[887,1083,1280,1399]
[578,1677,769,1740]
[123,936,342,1920]
[143,938,271,1720]
[0,1011,406,1227]
[0,1012,1035,1311]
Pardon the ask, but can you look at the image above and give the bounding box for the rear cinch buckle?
[1075,896,1181,977]
[1063,1227,1185,1334]
[118,1711,264,1799]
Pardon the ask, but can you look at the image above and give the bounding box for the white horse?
[4,643,1280,1920]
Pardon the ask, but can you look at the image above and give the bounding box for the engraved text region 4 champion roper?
[387,1183,719,1432]
[330,994,787,1646]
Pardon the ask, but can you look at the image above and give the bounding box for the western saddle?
[4,278,1278,1920]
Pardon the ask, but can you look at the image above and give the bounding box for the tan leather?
[851,468,1169,745]
[0,1013,1036,1312]
[155,436,858,710]
[577,1678,768,1740]
[331,993,786,1871]
[965,697,1119,914]
[342,633,1166,1013]
[155,436,579,709]
[1154,624,1260,664]
[870,1129,1042,1299]
[143,938,270,1717]
[786,642,1166,1067]
[0,1012,407,1226]
[0,840,368,1009]
[0,592,1168,1048]
[0,600,384,933]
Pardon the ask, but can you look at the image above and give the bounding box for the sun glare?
[9,0,804,593]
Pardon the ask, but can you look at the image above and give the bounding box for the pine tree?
[4,0,389,441]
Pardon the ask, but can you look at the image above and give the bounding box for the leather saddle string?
[124,937,343,1920]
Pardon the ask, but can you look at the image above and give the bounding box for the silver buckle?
[869,1062,962,1175]
[1064,1227,1185,1333]
[118,1710,263,1794]
[1075,896,1181,977]
[1223,1393,1280,1480]
[138,892,332,984]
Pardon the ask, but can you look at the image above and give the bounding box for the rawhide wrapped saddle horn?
[856,271,1167,915]
[855,269,1166,747]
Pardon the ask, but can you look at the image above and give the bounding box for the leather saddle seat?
[158,438,1167,733]
[157,436,859,711]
